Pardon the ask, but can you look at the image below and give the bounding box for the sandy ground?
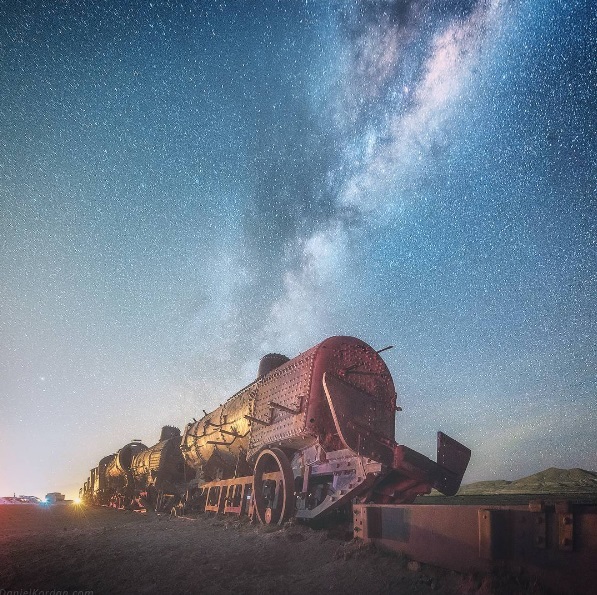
[0,505,548,595]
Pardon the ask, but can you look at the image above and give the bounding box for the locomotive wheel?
[253,448,295,525]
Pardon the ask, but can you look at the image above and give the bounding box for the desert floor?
[0,504,548,595]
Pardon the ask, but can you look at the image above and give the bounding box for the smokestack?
[160,426,181,441]
[257,353,290,378]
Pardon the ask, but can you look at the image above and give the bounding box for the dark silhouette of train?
[80,336,471,524]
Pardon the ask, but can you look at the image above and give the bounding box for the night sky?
[1,0,594,499]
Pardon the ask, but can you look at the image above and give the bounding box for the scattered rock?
[407,560,422,572]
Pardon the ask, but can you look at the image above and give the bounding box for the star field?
[0,0,594,498]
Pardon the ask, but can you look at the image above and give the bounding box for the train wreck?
[80,336,471,524]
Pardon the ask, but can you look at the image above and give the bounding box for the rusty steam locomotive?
[80,336,471,524]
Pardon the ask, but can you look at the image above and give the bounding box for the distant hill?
[456,480,512,495]
[457,468,597,495]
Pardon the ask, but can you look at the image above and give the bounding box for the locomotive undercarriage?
[174,429,468,525]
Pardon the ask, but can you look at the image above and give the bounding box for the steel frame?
[353,500,597,595]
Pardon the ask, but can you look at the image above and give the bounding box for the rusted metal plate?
[354,502,597,595]
[199,477,252,515]
[247,349,315,458]
[323,372,394,464]
[131,437,187,490]
[248,336,398,460]
[559,512,574,551]
[181,386,252,479]
[435,432,471,495]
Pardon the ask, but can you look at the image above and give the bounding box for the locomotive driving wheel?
[252,447,295,525]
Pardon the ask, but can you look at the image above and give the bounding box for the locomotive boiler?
[181,336,471,524]
[84,453,117,505]
[129,426,192,510]
[79,428,190,511]
[80,443,147,507]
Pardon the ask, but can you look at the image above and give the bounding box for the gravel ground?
[0,504,548,595]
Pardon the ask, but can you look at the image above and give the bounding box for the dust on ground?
[0,504,547,595]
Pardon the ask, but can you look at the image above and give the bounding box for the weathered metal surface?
[252,448,295,525]
[248,349,315,457]
[323,372,394,465]
[181,385,252,481]
[257,353,290,378]
[354,501,597,595]
[197,477,252,516]
[199,338,397,464]
[83,336,471,521]
[97,454,114,490]
[434,432,472,495]
[106,442,147,477]
[295,450,382,520]
[131,430,188,492]
[178,336,470,521]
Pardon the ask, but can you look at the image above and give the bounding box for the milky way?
[0,0,594,497]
